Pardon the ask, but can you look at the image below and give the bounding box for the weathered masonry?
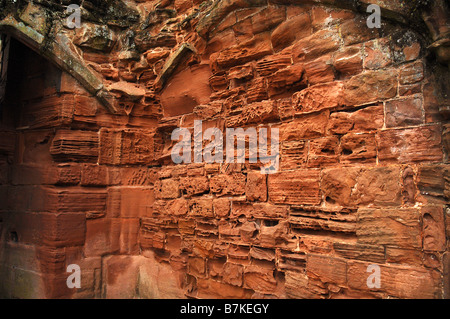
[0,0,449,299]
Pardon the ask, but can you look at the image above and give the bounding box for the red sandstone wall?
[0,0,449,299]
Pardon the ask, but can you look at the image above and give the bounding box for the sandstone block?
[19,95,74,129]
[321,167,360,207]
[356,208,421,249]
[228,63,254,81]
[196,278,253,299]
[231,202,288,220]
[385,96,424,128]
[292,30,340,63]
[400,61,424,85]
[225,100,279,127]
[333,242,385,263]
[307,136,339,167]
[243,265,277,294]
[245,171,267,201]
[422,76,446,123]
[259,221,291,248]
[271,13,311,50]
[84,219,120,257]
[210,174,246,197]
[81,164,108,186]
[377,125,443,163]
[100,129,155,165]
[155,178,180,199]
[188,257,206,278]
[245,77,268,103]
[50,130,98,162]
[322,166,402,207]
[307,254,347,286]
[213,198,231,218]
[53,164,82,185]
[118,218,140,255]
[293,82,344,114]
[74,95,99,117]
[256,53,292,76]
[385,247,423,265]
[347,260,442,299]
[357,166,403,206]
[250,6,286,34]
[339,17,378,45]
[349,104,385,132]
[289,207,357,235]
[189,198,214,218]
[303,55,335,85]
[41,212,86,247]
[278,111,329,141]
[134,31,177,52]
[402,167,417,205]
[210,34,273,71]
[268,170,320,205]
[119,167,152,186]
[107,187,154,218]
[339,133,377,163]
[417,164,449,202]
[103,255,141,299]
[285,271,322,299]
[222,262,244,287]
[249,247,275,262]
[180,176,210,197]
[399,83,422,97]
[45,188,107,215]
[333,45,363,77]
[311,6,355,31]
[267,64,306,98]
[343,70,398,106]
[160,63,212,116]
[422,205,446,252]
[167,197,189,217]
[280,140,308,170]
[73,23,115,52]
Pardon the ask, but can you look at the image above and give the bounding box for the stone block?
[343,70,398,106]
[385,96,424,128]
[356,208,422,249]
[210,174,246,197]
[347,260,442,299]
[245,171,267,201]
[268,169,320,205]
[107,187,154,218]
[293,82,343,114]
[50,130,98,162]
[377,125,443,163]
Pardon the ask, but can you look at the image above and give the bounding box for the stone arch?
[195,0,450,67]
[0,0,449,300]
[0,15,117,113]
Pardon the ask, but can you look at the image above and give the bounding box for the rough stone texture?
[0,0,449,300]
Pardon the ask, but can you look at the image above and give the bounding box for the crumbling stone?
[0,0,449,300]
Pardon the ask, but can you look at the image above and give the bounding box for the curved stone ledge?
[196,0,427,39]
[195,0,449,68]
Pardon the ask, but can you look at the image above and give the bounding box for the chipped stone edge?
[154,43,197,92]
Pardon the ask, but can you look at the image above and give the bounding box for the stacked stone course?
[0,0,449,298]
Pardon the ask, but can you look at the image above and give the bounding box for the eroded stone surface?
[0,0,449,300]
